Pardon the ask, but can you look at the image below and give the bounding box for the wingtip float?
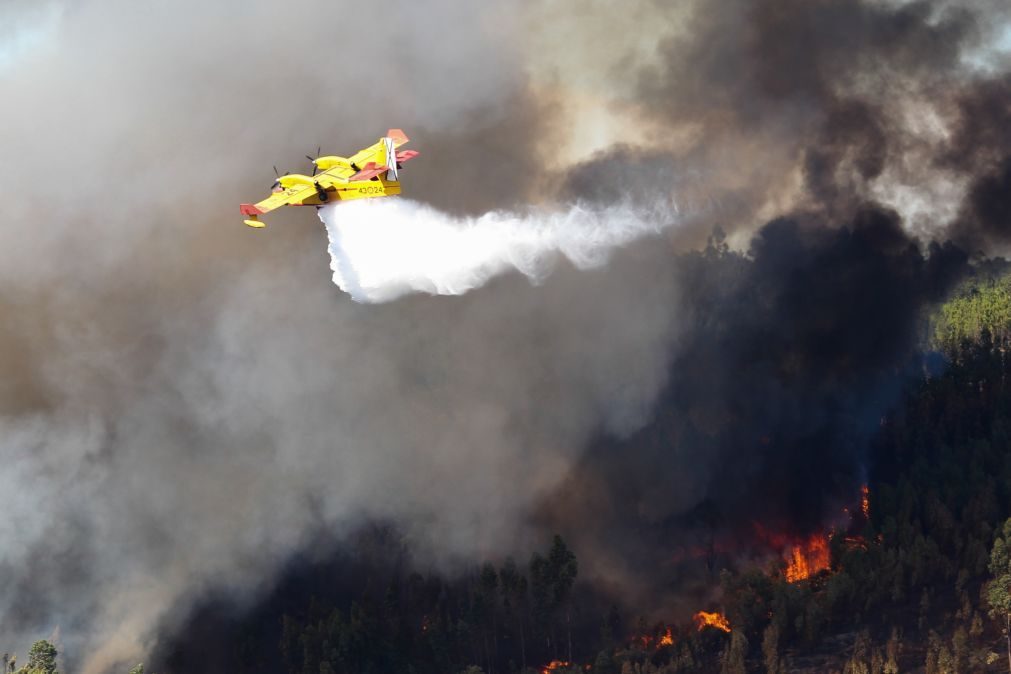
[239,129,419,228]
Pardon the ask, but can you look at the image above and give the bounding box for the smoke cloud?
[0,0,1010,672]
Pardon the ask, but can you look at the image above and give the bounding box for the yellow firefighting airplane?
[239,129,419,228]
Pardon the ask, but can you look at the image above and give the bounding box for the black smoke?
[538,206,968,611]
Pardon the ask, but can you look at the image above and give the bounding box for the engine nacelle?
[277,174,317,189]
[312,156,350,171]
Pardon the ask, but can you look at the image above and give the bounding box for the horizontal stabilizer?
[244,218,265,228]
[350,161,388,181]
[395,150,419,163]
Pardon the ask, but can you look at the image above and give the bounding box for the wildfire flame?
[693,611,731,633]
[541,660,570,674]
[630,625,675,651]
[861,484,870,519]
[783,533,830,582]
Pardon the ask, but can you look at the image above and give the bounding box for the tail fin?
[383,130,413,181]
[383,137,398,181]
[386,129,409,147]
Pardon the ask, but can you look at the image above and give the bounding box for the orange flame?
[693,611,731,633]
[541,660,570,674]
[630,625,675,650]
[861,484,870,519]
[783,533,830,582]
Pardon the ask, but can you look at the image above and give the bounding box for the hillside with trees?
[17,269,1011,674]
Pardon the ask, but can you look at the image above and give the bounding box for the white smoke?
[320,198,679,303]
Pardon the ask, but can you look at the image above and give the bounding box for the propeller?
[305,146,322,176]
[270,165,290,191]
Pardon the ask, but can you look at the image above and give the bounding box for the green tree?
[762,621,782,674]
[530,535,578,662]
[720,631,747,674]
[970,612,985,640]
[883,628,901,674]
[547,535,578,663]
[926,631,941,674]
[475,563,499,674]
[25,641,57,674]
[592,649,617,674]
[986,518,1011,674]
[499,557,528,670]
[952,627,969,674]
[24,642,56,674]
[844,630,871,674]
[919,588,931,632]
[529,552,551,653]
[936,644,955,674]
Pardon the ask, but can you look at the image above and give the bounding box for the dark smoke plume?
[539,207,968,614]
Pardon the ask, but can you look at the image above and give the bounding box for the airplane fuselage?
[275,175,403,207]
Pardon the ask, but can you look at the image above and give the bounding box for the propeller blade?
[270,166,289,190]
[307,146,322,176]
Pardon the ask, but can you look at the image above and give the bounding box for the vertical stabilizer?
[383,136,398,181]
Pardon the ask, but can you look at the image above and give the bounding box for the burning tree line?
[140,268,1011,673]
[274,534,583,674]
[22,221,1011,674]
[702,271,1011,673]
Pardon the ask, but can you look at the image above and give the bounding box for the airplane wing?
[314,163,356,186]
[347,162,387,181]
[347,140,388,171]
[239,183,318,228]
[241,160,363,226]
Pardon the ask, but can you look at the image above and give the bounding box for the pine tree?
[762,622,781,674]
[986,518,1011,674]
[25,641,57,674]
[720,631,747,674]
[883,628,901,674]
[547,535,578,663]
[844,630,871,674]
